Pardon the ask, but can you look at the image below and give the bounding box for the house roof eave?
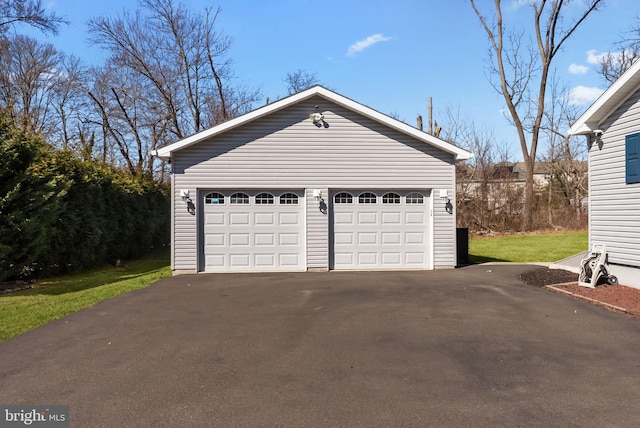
[569,59,640,136]
[568,122,597,136]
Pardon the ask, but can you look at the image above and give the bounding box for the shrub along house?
[154,86,472,274]
[569,59,640,290]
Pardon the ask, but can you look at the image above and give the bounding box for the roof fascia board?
[569,59,640,135]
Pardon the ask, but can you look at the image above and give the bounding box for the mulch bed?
[0,280,35,294]
[520,267,578,287]
[520,267,640,318]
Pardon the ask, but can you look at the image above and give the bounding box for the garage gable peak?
[153,86,472,161]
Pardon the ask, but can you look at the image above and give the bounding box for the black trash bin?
[456,228,469,265]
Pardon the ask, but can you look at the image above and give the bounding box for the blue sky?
[23,0,640,158]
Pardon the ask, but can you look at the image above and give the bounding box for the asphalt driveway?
[1,265,640,427]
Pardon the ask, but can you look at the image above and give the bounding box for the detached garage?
[154,86,472,274]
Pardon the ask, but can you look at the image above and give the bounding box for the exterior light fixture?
[181,189,195,215]
[309,112,324,125]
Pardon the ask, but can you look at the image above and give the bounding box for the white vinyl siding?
[589,88,640,268]
[306,187,328,269]
[171,96,456,272]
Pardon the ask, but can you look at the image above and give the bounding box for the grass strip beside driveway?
[0,250,171,342]
[469,230,587,263]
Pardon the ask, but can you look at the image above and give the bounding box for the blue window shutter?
[627,134,640,184]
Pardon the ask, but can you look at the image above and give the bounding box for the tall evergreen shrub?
[0,114,68,280]
[0,112,169,282]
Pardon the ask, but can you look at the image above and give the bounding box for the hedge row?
[0,115,169,282]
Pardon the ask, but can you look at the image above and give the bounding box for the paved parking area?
[1,265,640,427]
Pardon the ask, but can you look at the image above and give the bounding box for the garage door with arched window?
[331,190,430,269]
[201,190,304,272]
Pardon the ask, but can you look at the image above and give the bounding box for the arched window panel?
[255,193,274,204]
[334,192,353,204]
[279,193,299,205]
[204,192,224,204]
[230,192,250,204]
[358,192,377,204]
[382,192,400,204]
[406,192,424,204]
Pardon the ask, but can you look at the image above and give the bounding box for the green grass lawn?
[469,230,588,264]
[0,250,171,342]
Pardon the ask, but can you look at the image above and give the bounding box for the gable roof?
[569,59,640,135]
[153,85,473,161]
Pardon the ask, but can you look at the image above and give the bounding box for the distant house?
[513,161,587,189]
[456,162,526,219]
[459,161,586,190]
[569,59,640,290]
[154,86,472,274]
[457,161,587,214]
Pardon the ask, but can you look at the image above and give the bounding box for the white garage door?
[332,190,430,270]
[202,190,305,272]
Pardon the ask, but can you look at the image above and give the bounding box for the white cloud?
[587,49,609,65]
[507,0,530,11]
[569,85,604,106]
[568,63,588,74]
[347,34,392,57]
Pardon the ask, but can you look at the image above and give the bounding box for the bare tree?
[0,34,63,134]
[0,34,96,157]
[87,0,260,177]
[441,107,522,233]
[53,55,89,151]
[0,0,67,35]
[87,63,170,176]
[283,69,320,95]
[470,0,602,230]
[539,75,588,227]
[597,20,640,83]
[598,48,640,84]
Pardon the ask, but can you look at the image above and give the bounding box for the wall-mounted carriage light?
[313,189,327,214]
[181,189,195,215]
[439,189,453,214]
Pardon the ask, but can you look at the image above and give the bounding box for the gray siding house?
[154,86,472,274]
[569,60,640,290]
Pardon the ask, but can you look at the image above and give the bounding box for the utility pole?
[428,97,433,135]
